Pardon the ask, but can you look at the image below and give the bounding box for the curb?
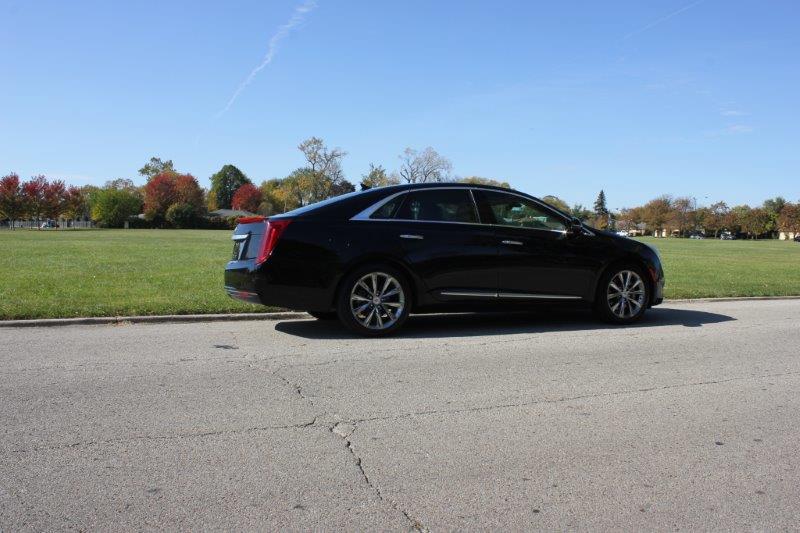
[2,296,799,328]
[665,296,800,304]
[0,312,310,329]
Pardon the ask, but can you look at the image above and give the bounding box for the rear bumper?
[224,260,336,312]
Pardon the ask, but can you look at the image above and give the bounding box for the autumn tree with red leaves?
[42,179,67,219]
[231,183,262,213]
[0,173,24,228]
[22,175,48,223]
[143,172,178,222]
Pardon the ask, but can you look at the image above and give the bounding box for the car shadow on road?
[274,306,736,340]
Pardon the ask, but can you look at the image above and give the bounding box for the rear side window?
[370,194,405,219]
[395,190,477,223]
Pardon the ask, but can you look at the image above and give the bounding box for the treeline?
[1,137,508,229]
[3,136,797,237]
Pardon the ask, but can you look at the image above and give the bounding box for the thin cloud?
[623,0,705,40]
[216,0,317,117]
[721,109,747,116]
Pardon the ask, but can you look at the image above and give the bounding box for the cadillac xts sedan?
[225,183,665,336]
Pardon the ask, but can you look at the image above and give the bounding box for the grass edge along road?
[1,229,799,320]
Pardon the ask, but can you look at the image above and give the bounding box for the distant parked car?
[794,234,800,243]
[720,232,735,240]
[224,183,665,336]
[40,220,59,229]
[689,233,705,239]
[616,230,629,237]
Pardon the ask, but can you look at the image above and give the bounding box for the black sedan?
[225,183,665,336]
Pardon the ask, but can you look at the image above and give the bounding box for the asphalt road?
[2,300,799,530]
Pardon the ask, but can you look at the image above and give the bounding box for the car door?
[387,188,498,298]
[473,189,595,300]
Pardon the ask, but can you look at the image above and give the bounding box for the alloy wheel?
[349,272,406,330]
[606,270,646,319]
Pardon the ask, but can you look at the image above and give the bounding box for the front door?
[473,189,594,299]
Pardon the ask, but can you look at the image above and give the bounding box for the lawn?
[1,230,798,319]
[637,236,800,299]
[0,229,274,320]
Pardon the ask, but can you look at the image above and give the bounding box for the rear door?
[473,189,594,299]
[387,188,497,298]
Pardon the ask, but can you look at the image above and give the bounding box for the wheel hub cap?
[350,272,405,330]
[607,270,646,319]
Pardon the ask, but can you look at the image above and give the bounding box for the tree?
[540,195,569,213]
[139,157,175,181]
[399,147,452,183]
[42,179,67,220]
[259,178,300,215]
[741,207,770,239]
[763,197,787,236]
[165,203,199,229]
[360,164,400,190]
[778,203,800,234]
[91,187,142,228]
[0,173,24,228]
[641,196,673,236]
[22,175,48,224]
[231,183,263,213]
[706,201,730,237]
[143,172,178,223]
[724,205,751,235]
[459,176,511,188]
[209,165,251,210]
[296,137,354,200]
[174,174,205,212]
[570,204,594,222]
[670,197,695,237]
[61,186,87,221]
[617,206,644,232]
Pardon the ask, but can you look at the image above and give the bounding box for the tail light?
[256,218,292,265]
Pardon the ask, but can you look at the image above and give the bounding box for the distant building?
[779,231,797,241]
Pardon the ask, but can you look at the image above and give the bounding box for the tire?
[308,311,337,320]
[336,264,411,336]
[593,264,650,324]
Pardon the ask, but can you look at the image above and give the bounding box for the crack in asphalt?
[330,422,428,532]
[5,419,319,454]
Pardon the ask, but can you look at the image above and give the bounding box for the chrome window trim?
[349,185,591,236]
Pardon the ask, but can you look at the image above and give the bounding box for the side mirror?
[567,217,583,237]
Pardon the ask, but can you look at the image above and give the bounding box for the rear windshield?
[280,189,371,217]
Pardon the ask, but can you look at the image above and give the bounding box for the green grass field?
[1,230,799,319]
[638,236,800,299]
[0,229,273,320]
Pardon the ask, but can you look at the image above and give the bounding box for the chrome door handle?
[400,234,424,240]
[501,240,523,246]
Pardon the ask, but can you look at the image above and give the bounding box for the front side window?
[395,189,477,223]
[475,190,566,231]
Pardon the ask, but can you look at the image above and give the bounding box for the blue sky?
[1,0,798,208]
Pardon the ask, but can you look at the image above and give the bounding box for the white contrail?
[216,0,317,117]
[623,0,705,40]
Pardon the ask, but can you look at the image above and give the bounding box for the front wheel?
[336,265,410,336]
[594,266,649,324]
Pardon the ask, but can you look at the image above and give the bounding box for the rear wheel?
[594,265,649,324]
[336,265,410,336]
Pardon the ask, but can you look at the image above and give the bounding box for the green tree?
[459,176,511,188]
[540,195,569,213]
[360,164,400,190]
[208,165,251,210]
[570,204,594,222]
[138,157,175,181]
[165,203,199,228]
[91,187,142,228]
[763,197,787,236]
